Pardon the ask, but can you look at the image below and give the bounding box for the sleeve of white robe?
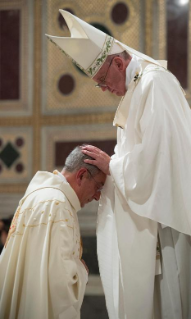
[109,69,191,235]
[48,201,88,319]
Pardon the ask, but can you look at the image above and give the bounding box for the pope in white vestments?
[96,59,191,319]
[46,11,191,319]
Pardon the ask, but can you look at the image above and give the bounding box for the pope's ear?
[113,57,125,71]
[76,168,87,185]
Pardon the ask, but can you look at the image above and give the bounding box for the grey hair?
[63,145,100,177]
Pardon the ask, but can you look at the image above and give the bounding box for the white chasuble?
[97,62,191,319]
[0,171,88,319]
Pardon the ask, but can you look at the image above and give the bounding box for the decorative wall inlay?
[0,127,33,184]
[15,137,24,147]
[58,74,75,95]
[167,0,189,89]
[0,0,34,117]
[0,142,20,169]
[106,0,137,34]
[41,124,116,172]
[15,163,24,173]
[0,1,190,317]
[0,9,20,100]
[111,2,129,24]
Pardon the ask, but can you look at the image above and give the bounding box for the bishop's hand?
[81,145,111,175]
[81,259,89,275]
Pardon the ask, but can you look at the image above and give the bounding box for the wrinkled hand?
[81,259,89,275]
[81,145,111,175]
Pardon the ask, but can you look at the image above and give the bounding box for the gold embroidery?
[63,208,74,219]
[54,219,69,224]
[87,36,114,77]
[67,225,74,229]
[6,212,74,243]
[5,205,21,248]
[22,218,70,228]
[23,199,66,212]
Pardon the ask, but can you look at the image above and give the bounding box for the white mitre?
[46,10,163,78]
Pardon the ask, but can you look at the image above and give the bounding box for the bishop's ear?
[76,168,87,186]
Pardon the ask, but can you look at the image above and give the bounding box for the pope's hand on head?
[81,145,111,175]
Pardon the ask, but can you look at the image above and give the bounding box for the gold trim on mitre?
[87,35,114,77]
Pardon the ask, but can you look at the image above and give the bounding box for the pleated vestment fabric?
[97,62,191,319]
[154,226,191,319]
[0,171,88,319]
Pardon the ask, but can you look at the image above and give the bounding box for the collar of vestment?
[20,170,81,213]
[113,59,167,129]
[125,54,142,88]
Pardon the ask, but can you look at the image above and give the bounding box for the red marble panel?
[0,10,20,100]
[55,140,116,167]
[167,0,189,89]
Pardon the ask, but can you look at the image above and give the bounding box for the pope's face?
[79,171,106,207]
[93,56,127,96]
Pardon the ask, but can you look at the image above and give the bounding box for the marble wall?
[167,0,189,88]
[0,0,191,317]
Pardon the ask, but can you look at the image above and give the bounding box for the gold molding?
[41,112,115,126]
[0,118,32,126]
[145,0,153,56]
[158,0,166,60]
[0,113,115,127]
[32,0,42,174]
[0,185,27,193]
